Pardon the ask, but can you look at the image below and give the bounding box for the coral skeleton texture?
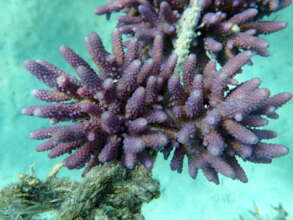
[22,0,292,184]
[96,0,290,66]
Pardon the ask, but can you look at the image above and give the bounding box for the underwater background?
[0,0,292,219]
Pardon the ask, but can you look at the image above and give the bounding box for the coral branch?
[22,28,291,184]
[22,0,292,185]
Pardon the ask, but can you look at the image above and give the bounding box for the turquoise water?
[0,1,292,219]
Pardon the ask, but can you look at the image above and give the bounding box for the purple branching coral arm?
[22,27,292,184]
[95,0,291,70]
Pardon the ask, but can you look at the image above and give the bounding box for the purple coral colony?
[22,0,292,184]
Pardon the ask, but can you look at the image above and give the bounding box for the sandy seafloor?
[0,1,292,220]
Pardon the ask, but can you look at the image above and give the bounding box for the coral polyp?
[22,29,291,184]
[96,0,290,65]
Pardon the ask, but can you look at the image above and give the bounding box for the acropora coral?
[22,0,292,184]
[96,0,290,69]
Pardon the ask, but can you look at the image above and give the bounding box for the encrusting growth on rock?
[173,0,203,75]
[0,162,159,220]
